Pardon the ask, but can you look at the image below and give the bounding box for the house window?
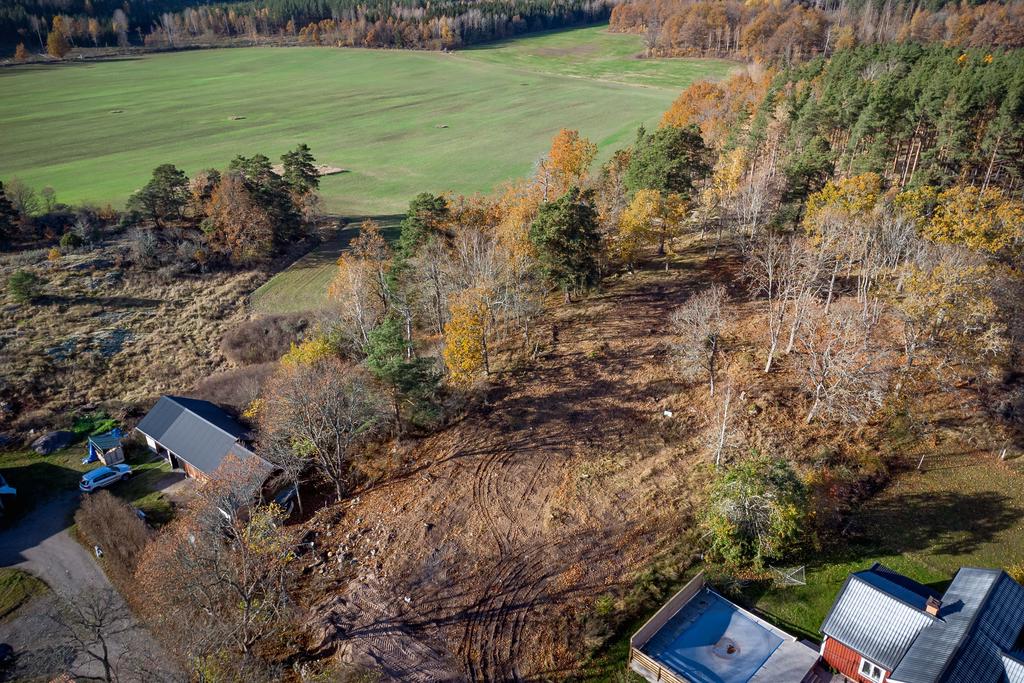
[859,657,885,682]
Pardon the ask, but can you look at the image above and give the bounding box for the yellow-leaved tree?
[802,172,883,230]
[922,185,1024,258]
[617,189,688,269]
[541,129,598,199]
[442,287,490,385]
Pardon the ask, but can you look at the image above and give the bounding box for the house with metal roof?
[135,396,264,480]
[820,563,1024,683]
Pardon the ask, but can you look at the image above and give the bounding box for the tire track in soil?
[318,264,703,681]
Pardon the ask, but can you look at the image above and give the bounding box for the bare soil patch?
[301,250,720,679]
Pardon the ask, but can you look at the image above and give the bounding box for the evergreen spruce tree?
[528,186,601,301]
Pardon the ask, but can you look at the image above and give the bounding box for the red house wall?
[823,636,890,683]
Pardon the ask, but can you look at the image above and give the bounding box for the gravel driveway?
[0,488,178,681]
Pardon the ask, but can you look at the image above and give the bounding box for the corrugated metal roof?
[821,565,937,671]
[824,565,1024,683]
[890,568,1002,683]
[930,570,1024,682]
[136,396,260,476]
[1002,653,1024,683]
[88,432,121,450]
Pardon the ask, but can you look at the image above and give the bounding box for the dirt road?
[308,260,716,679]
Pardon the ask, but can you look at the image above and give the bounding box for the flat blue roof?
[641,589,784,683]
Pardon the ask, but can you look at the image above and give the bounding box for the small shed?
[88,431,124,466]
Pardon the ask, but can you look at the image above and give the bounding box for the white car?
[79,464,132,493]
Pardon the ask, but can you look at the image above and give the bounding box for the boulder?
[31,430,75,455]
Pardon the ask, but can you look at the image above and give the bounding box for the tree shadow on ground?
[846,489,1019,560]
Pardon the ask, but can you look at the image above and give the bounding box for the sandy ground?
[304,252,722,680]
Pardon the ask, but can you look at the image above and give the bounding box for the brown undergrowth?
[291,237,1018,680]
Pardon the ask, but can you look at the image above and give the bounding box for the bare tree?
[745,233,792,373]
[48,589,138,683]
[134,461,297,676]
[670,285,727,395]
[260,360,389,501]
[797,309,885,424]
[709,384,734,467]
[733,168,773,240]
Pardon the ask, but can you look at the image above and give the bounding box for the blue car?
[79,464,132,493]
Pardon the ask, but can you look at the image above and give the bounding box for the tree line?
[609,0,1024,63]
[5,0,611,56]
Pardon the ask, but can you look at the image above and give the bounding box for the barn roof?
[821,563,938,671]
[136,396,261,476]
[822,564,1024,683]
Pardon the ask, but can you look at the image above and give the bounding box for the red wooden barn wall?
[823,636,890,683]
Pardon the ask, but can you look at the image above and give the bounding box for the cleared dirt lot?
[304,252,717,679]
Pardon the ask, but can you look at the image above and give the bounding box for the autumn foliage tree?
[46,21,71,57]
[443,286,490,384]
[618,188,688,266]
[328,220,391,352]
[203,171,275,264]
[134,457,297,679]
[541,128,599,199]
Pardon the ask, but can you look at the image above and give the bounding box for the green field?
[462,26,735,88]
[0,26,733,217]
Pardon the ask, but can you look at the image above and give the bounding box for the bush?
[74,491,152,589]
[192,362,278,411]
[59,231,84,249]
[7,269,42,302]
[221,313,310,366]
[704,454,808,568]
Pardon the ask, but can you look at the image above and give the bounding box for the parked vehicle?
[79,464,132,493]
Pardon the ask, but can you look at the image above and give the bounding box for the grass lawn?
[250,216,402,313]
[0,568,48,621]
[742,445,1024,640]
[111,446,176,525]
[0,26,732,217]
[0,438,177,527]
[0,446,92,525]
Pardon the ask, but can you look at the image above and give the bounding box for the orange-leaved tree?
[541,129,598,199]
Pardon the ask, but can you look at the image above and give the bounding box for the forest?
[610,0,1024,61]
[2,0,612,52]
[12,0,1024,57]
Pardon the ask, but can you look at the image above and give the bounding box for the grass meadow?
[0,26,734,218]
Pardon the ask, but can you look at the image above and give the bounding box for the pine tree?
[528,186,601,301]
[280,143,319,197]
[397,192,448,258]
[127,164,189,227]
[624,124,712,200]
[365,316,440,432]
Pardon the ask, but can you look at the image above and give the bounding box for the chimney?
[926,596,942,616]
